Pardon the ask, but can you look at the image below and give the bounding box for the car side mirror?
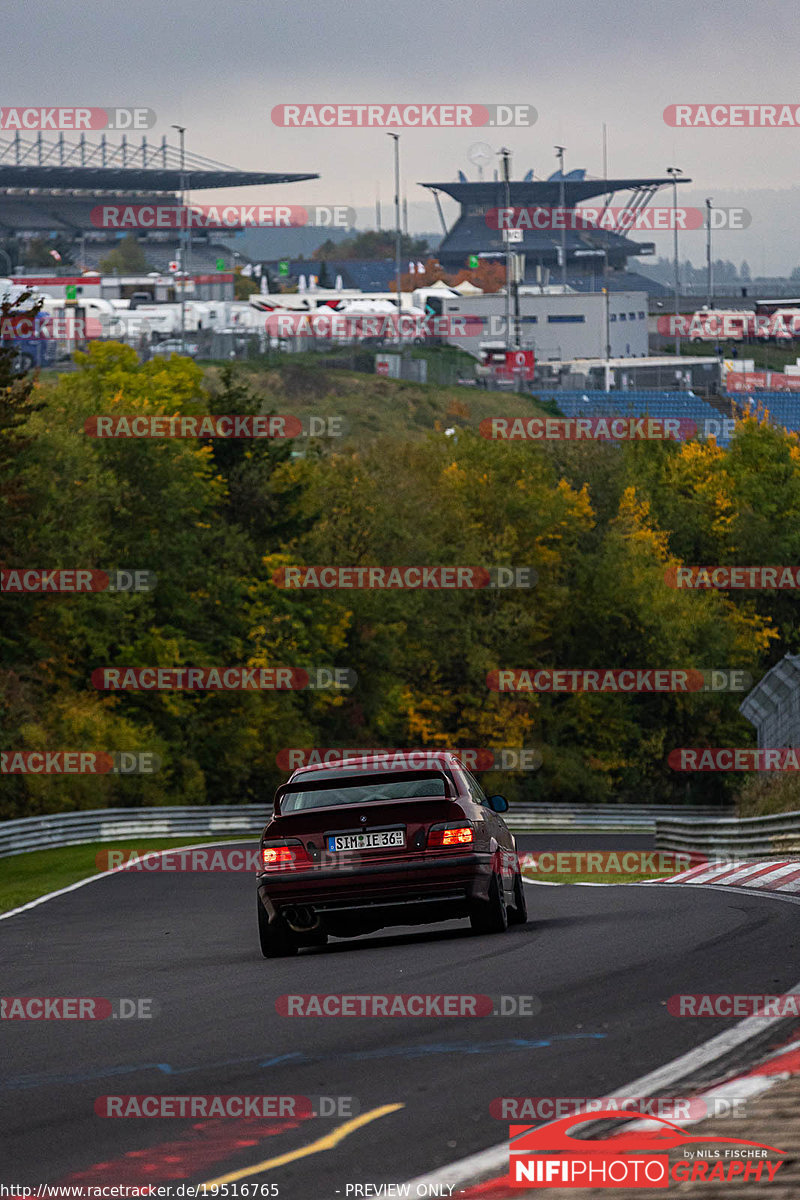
[489,794,508,813]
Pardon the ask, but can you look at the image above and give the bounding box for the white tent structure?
[453,279,484,295]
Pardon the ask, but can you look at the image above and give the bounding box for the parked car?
[256,751,526,956]
[150,338,200,358]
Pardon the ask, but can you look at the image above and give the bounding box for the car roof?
[288,751,465,781]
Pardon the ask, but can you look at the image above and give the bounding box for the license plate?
[327,830,405,852]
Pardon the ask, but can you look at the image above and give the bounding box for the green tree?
[22,237,73,268]
[315,230,429,261]
[234,269,259,299]
[99,234,149,274]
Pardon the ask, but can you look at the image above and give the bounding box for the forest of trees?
[3,342,800,818]
[642,255,800,286]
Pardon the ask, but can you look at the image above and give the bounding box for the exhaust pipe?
[282,904,320,932]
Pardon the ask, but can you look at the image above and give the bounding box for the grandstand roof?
[0,134,318,192]
[420,176,692,205]
[421,172,692,275]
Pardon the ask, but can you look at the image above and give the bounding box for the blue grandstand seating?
[728,392,800,434]
[534,390,736,446]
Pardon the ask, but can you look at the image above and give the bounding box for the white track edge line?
[0,838,256,921]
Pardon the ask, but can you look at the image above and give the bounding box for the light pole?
[705,198,713,308]
[555,145,567,288]
[387,134,403,349]
[667,166,682,356]
[172,124,186,354]
[499,147,516,354]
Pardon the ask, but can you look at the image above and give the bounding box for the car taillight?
[261,841,312,870]
[428,824,474,848]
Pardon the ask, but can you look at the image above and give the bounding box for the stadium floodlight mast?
[499,147,517,355]
[171,124,186,355]
[666,166,683,357]
[706,198,714,308]
[387,134,403,348]
[555,145,567,287]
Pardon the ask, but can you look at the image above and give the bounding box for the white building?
[437,289,649,361]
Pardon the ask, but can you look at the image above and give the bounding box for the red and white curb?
[522,860,800,893]
[401,1023,800,1197]
[647,859,800,894]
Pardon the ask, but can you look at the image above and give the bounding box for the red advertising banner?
[726,371,800,392]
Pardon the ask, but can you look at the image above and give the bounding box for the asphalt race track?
[3,833,800,1196]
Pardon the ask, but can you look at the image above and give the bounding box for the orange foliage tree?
[392,256,507,294]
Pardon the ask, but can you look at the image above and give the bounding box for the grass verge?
[0,837,252,915]
[523,870,664,885]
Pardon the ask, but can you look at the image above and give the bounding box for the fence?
[0,803,731,859]
[656,810,800,860]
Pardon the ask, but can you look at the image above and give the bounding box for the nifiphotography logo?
[507,1110,785,1187]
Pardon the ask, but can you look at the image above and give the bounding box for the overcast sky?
[8,0,800,272]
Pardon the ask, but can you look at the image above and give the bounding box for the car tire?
[508,866,528,925]
[257,894,298,958]
[469,871,508,935]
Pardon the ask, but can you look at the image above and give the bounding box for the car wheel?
[508,866,528,925]
[257,894,298,958]
[469,871,508,935]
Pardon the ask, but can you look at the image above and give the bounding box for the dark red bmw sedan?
[256,751,527,956]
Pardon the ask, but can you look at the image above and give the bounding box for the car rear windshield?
[280,774,449,813]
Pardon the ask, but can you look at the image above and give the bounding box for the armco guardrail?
[0,806,268,860]
[656,810,800,860]
[504,804,727,833]
[0,803,731,859]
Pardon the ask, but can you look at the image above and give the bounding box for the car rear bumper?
[257,851,494,922]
